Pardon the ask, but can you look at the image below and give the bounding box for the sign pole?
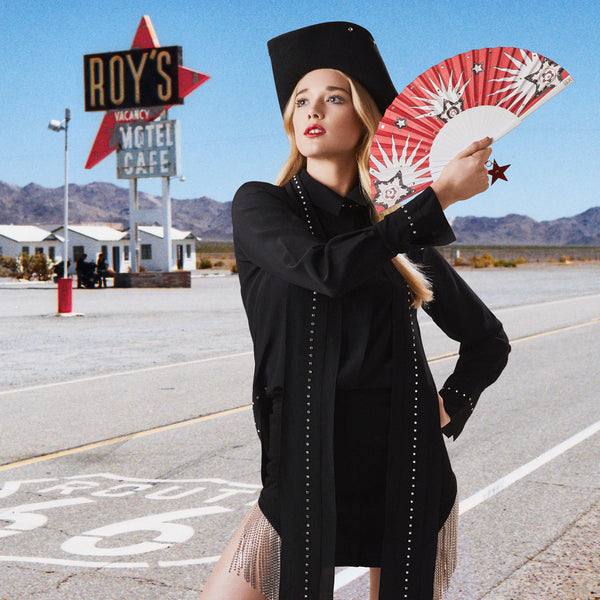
[162,176,172,272]
[57,108,72,314]
[63,108,70,280]
[128,179,139,272]
[161,110,172,272]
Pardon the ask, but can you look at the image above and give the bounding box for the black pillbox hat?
[267,21,397,115]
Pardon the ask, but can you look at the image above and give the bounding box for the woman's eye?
[327,95,344,103]
[295,98,307,107]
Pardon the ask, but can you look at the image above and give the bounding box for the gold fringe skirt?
[229,497,458,600]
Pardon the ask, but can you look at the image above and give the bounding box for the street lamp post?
[48,108,72,314]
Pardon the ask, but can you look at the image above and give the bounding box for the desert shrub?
[515,257,528,265]
[0,255,20,278]
[559,255,572,263]
[230,262,238,274]
[20,254,35,280]
[494,259,517,268]
[2,252,53,280]
[214,260,224,267]
[199,257,213,269]
[471,253,494,268]
[28,253,52,280]
[0,255,14,276]
[453,256,467,266]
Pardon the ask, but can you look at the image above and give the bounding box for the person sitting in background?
[52,259,70,282]
[97,253,108,288]
[75,254,87,289]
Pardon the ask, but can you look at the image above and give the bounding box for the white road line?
[334,566,369,591]
[493,292,600,314]
[459,419,600,514]
[0,351,252,397]
[333,418,600,591]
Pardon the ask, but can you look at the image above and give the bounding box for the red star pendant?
[487,160,510,184]
[85,15,209,169]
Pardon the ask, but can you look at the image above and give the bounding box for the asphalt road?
[1,263,599,600]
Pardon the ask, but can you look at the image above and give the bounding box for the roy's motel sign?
[116,120,181,179]
[83,46,183,111]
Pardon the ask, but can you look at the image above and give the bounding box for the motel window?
[22,246,30,256]
[141,244,152,260]
[48,246,56,261]
[73,246,85,262]
[0,247,3,256]
[124,245,130,261]
[186,244,191,258]
[35,247,44,255]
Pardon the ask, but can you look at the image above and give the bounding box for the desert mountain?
[0,181,232,241]
[0,180,598,245]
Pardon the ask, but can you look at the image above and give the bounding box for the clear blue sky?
[0,0,597,220]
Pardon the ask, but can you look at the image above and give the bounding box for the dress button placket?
[293,175,317,598]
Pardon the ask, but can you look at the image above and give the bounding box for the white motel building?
[0,224,198,274]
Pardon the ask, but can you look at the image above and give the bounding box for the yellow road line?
[428,317,599,363]
[0,405,251,473]
[508,317,600,344]
[1,317,598,473]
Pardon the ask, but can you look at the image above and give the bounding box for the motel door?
[176,245,183,270]
[112,247,121,273]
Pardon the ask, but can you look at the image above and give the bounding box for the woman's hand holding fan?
[431,137,492,209]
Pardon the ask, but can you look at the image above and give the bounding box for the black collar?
[298,169,369,216]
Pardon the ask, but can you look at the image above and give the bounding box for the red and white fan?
[369,46,573,211]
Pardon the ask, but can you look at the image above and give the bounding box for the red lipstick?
[304,125,326,137]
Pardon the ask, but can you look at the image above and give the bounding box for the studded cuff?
[439,386,475,440]
[376,186,456,253]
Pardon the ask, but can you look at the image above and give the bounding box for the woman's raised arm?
[232,182,454,297]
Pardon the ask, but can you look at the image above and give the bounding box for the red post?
[58,278,73,314]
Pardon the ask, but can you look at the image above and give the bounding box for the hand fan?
[369,47,573,211]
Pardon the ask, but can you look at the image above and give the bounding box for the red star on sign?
[487,159,510,184]
[85,15,209,169]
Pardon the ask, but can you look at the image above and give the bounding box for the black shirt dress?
[231,171,510,600]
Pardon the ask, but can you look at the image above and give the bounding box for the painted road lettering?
[0,497,94,539]
[0,473,259,568]
[61,507,229,557]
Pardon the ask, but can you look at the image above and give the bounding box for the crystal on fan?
[369,46,573,211]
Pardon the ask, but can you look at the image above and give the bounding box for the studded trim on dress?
[229,175,319,600]
[404,288,420,597]
[441,386,475,415]
[293,174,319,598]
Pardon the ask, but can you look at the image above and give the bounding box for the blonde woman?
[201,22,510,600]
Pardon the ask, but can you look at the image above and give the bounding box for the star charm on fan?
[487,160,510,184]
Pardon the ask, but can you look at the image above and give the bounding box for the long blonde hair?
[275,70,433,307]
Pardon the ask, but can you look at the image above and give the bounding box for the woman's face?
[291,69,364,164]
